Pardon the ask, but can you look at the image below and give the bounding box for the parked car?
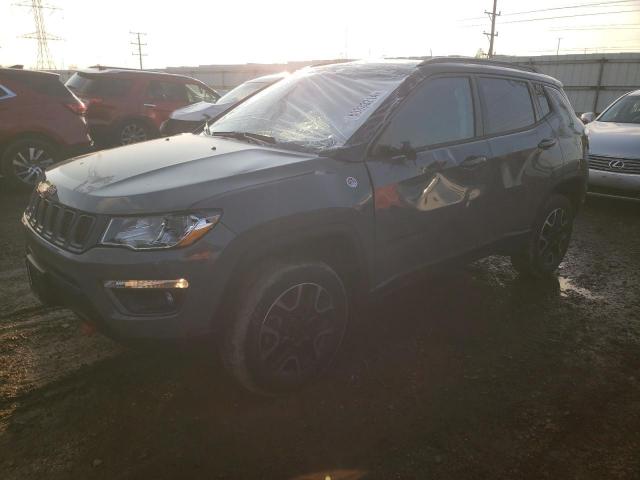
[65,68,219,147]
[0,68,92,187]
[160,72,288,136]
[23,59,587,393]
[580,91,640,201]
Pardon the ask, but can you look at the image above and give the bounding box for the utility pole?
[556,37,562,55]
[130,31,147,70]
[483,0,500,58]
[16,0,61,70]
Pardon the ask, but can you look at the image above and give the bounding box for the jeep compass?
[23,59,588,393]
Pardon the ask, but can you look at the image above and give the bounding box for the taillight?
[64,100,87,115]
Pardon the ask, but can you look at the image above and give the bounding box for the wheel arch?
[551,175,587,213]
[0,131,61,157]
[114,115,159,137]
[212,221,372,332]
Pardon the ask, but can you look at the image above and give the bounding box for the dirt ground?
[0,187,639,480]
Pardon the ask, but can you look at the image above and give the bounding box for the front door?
[365,75,493,286]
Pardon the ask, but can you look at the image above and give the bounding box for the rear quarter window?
[478,77,535,135]
[545,87,578,127]
[0,84,16,100]
[534,83,551,118]
[66,73,132,97]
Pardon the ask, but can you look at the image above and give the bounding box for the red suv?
[65,68,219,147]
[0,68,92,187]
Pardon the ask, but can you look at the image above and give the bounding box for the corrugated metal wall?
[51,53,640,112]
[499,53,640,114]
[51,59,345,94]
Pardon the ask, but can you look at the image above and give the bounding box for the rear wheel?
[118,120,152,145]
[221,260,349,394]
[1,137,58,188]
[511,194,574,278]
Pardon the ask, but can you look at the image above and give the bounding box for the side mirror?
[580,112,596,124]
[375,142,417,161]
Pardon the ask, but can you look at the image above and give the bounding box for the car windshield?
[208,63,410,152]
[598,94,640,123]
[217,81,270,105]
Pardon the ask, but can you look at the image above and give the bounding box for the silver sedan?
[581,90,640,201]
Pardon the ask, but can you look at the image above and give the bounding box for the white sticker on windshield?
[345,91,383,121]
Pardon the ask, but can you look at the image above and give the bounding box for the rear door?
[477,76,563,240]
[365,75,493,285]
[544,86,584,170]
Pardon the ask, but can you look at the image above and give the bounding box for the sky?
[1,0,640,69]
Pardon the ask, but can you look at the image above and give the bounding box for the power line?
[464,8,640,27]
[501,0,640,17]
[459,0,640,21]
[550,25,640,30]
[130,31,147,70]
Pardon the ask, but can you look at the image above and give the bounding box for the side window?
[534,84,551,118]
[147,81,187,102]
[95,78,131,97]
[185,83,217,103]
[478,77,535,134]
[376,77,475,151]
[545,87,576,126]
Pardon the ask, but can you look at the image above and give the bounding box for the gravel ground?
[0,188,639,480]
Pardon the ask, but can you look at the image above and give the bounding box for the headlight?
[100,212,221,250]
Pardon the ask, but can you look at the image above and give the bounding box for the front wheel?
[511,194,575,278]
[221,260,349,394]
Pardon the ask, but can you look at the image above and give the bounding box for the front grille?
[25,193,97,252]
[588,155,640,175]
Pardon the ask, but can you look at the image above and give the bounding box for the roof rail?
[418,57,538,73]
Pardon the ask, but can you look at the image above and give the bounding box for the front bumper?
[23,216,237,340]
[588,169,640,200]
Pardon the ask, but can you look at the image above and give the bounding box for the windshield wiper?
[210,131,276,145]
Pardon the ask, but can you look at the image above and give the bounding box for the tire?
[1,137,58,188]
[511,194,575,278]
[221,259,349,394]
[117,120,153,146]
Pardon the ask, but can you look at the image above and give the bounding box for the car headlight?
[100,212,221,250]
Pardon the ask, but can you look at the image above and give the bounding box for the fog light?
[104,279,188,315]
[103,279,189,289]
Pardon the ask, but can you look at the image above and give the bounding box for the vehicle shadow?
[2,259,585,480]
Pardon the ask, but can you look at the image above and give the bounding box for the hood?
[169,101,230,121]
[586,121,640,159]
[45,134,316,214]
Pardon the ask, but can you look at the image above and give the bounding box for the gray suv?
[23,59,588,393]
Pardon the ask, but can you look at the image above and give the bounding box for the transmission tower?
[16,0,61,70]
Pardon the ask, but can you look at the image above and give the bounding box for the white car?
[160,72,288,135]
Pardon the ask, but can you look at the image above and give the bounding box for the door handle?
[460,155,487,169]
[538,138,557,149]
[144,103,157,108]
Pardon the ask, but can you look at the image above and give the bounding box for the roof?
[76,67,201,82]
[419,57,562,86]
[309,59,422,78]
[0,68,59,80]
[247,72,289,83]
